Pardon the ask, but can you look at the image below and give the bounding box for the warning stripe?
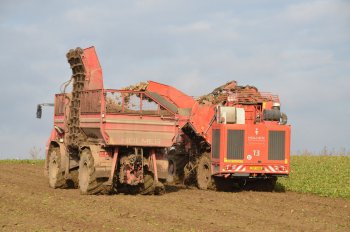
[229,165,288,173]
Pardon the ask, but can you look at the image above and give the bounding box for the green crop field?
[0,159,45,165]
[277,156,350,199]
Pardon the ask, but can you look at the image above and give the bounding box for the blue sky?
[0,0,349,158]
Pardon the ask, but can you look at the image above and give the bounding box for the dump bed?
[70,89,181,147]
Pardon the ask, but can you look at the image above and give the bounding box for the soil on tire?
[78,149,108,195]
[48,147,66,188]
[196,154,212,190]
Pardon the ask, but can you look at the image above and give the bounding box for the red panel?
[190,102,215,141]
[101,114,177,147]
[146,81,195,108]
[81,46,104,90]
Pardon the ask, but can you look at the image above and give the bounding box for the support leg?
[150,149,158,183]
[107,147,118,185]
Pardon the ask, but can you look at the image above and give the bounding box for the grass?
[0,159,45,165]
[277,156,350,199]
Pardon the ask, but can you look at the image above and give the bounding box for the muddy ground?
[0,163,349,232]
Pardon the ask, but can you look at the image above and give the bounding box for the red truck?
[38,46,291,194]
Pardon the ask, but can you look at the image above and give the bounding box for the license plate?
[249,166,263,171]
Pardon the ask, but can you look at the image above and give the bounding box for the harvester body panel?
[211,123,290,176]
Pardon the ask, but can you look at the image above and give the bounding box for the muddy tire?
[78,149,104,195]
[167,154,188,183]
[48,147,66,188]
[196,154,212,190]
[140,172,155,195]
[154,182,165,195]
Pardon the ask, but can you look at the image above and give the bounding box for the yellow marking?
[249,166,263,171]
[285,159,288,164]
[224,158,243,163]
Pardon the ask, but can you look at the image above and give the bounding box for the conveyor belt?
[66,48,87,149]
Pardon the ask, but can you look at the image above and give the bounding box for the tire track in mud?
[0,163,349,231]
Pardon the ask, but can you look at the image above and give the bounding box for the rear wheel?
[48,147,66,188]
[78,149,106,195]
[140,172,156,195]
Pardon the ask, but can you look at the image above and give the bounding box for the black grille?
[227,130,244,160]
[268,131,285,160]
[212,129,220,159]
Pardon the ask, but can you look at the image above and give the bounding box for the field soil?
[0,163,349,232]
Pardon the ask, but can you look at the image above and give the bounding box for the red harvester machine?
[39,46,291,194]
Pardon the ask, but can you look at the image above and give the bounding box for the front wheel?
[196,154,212,190]
[140,172,156,195]
[48,147,66,188]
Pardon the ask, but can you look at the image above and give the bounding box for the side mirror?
[36,104,42,119]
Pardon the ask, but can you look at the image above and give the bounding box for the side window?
[125,93,141,113]
[142,95,159,115]
[105,91,174,117]
[106,92,123,113]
